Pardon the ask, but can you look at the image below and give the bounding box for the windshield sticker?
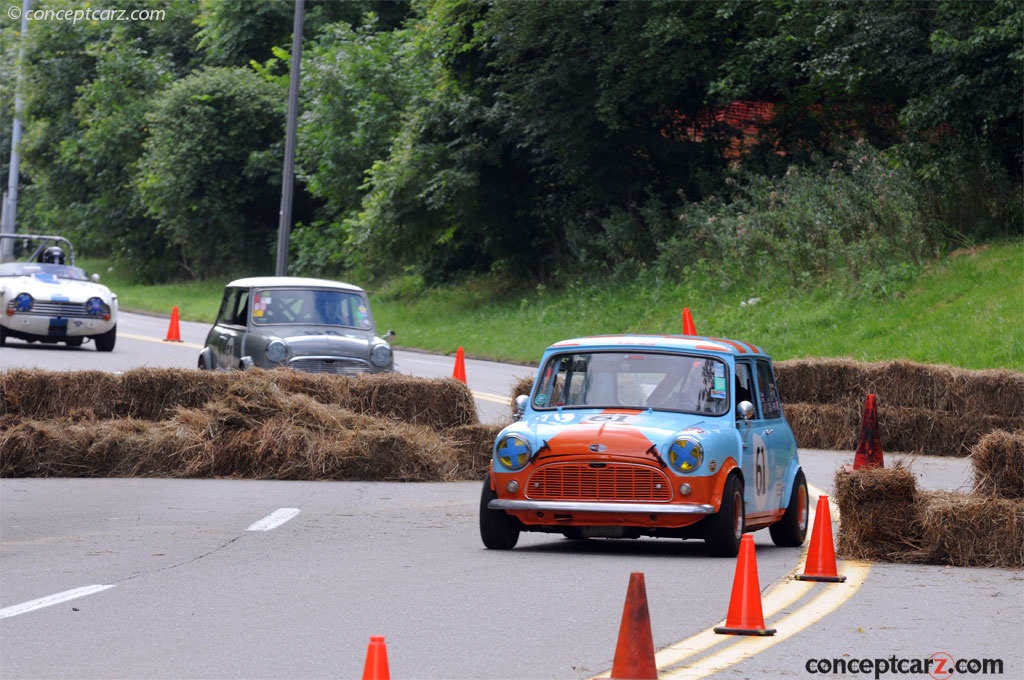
[534,393,548,406]
[357,305,371,329]
[253,293,269,318]
[712,363,727,400]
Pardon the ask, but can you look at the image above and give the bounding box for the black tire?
[94,325,116,352]
[770,469,809,547]
[479,478,520,550]
[705,473,745,557]
[0,326,6,347]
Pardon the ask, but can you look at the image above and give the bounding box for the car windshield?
[0,262,89,281]
[532,351,730,416]
[250,288,372,329]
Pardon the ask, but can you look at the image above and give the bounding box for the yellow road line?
[472,391,511,405]
[119,332,204,350]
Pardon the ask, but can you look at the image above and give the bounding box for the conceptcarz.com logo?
[804,652,1004,679]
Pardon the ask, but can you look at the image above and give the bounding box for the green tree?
[136,67,284,278]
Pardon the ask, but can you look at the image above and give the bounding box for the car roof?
[226,276,365,293]
[547,334,769,358]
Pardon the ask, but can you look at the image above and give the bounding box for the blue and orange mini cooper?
[479,334,808,556]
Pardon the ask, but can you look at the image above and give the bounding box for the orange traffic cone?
[853,393,884,469]
[796,495,846,583]
[452,346,467,383]
[682,307,697,335]
[361,636,390,680]
[610,572,657,680]
[714,535,776,636]
[164,306,182,342]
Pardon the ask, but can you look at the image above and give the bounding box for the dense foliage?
[2,0,1020,284]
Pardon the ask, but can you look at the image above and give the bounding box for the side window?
[755,360,782,419]
[232,290,250,326]
[734,361,758,417]
[215,289,238,326]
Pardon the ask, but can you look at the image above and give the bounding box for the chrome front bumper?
[488,499,716,515]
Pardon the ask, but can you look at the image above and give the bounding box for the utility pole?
[1,0,30,261]
[275,0,305,277]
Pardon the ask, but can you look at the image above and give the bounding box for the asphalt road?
[1,311,1021,679]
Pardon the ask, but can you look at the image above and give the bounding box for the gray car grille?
[287,357,371,375]
[23,300,108,319]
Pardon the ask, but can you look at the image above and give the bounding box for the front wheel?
[94,325,116,352]
[705,473,745,557]
[479,478,520,550]
[770,469,809,547]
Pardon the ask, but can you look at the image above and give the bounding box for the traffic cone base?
[796,495,846,583]
[610,572,658,680]
[164,305,182,342]
[361,635,390,680]
[714,535,776,637]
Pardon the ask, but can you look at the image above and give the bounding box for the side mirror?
[514,394,529,419]
[737,400,756,421]
[91,273,101,283]
[384,329,396,340]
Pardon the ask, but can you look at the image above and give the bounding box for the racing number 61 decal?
[751,433,770,512]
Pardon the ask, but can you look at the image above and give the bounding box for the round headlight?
[496,434,531,471]
[668,437,704,473]
[266,339,288,363]
[370,343,392,367]
[85,297,108,318]
[7,292,33,315]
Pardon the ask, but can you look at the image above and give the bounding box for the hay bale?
[442,423,504,479]
[116,368,229,419]
[343,373,478,430]
[0,418,101,476]
[833,465,924,562]
[912,491,1024,568]
[777,359,1024,418]
[971,430,1024,499]
[0,369,121,419]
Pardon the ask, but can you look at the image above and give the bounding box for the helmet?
[40,246,66,265]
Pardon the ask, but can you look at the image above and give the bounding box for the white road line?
[247,508,301,532]
[118,332,204,350]
[0,584,116,620]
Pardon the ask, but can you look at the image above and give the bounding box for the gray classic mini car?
[198,276,395,374]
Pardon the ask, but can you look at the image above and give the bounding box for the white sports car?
[0,234,118,351]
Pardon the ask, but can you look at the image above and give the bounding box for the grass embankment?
[81,238,1024,371]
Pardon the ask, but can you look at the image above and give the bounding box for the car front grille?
[287,357,371,375]
[20,300,109,319]
[525,463,673,502]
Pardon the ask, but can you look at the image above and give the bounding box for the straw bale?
[340,373,478,429]
[970,430,1024,499]
[116,368,230,419]
[833,465,924,562]
[0,418,101,476]
[911,491,1024,568]
[442,423,505,479]
[785,399,1022,456]
[0,369,121,419]
[777,359,1024,418]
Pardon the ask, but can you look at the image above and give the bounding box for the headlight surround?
[668,437,704,473]
[370,343,392,367]
[266,339,288,363]
[7,292,33,315]
[495,434,531,471]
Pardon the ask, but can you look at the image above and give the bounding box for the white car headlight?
[370,343,392,367]
[266,339,288,363]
